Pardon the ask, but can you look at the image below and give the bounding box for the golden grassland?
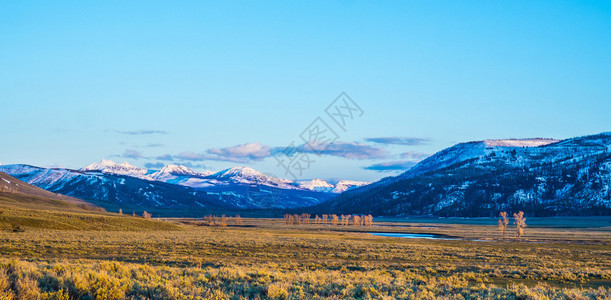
[0,194,180,232]
[0,211,609,299]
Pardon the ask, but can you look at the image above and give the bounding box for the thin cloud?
[143,143,164,148]
[363,160,417,172]
[365,137,430,146]
[123,149,144,159]
[293,141,387,160]
[206,143,271,162]
[156,140,388,164]
[110,129,169,135]
[145,161,208,170]
[156,154,174,161]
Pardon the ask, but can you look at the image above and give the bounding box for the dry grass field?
[0,208,609,299]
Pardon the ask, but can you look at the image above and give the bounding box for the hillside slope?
[0,165,337,213]
[0,172,180,231]
[0,172,93,208]
[313,133,611,217]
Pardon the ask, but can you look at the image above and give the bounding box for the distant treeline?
[284,213,373,226]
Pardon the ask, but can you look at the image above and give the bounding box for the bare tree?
[513,211,527,238]
[118,208,123,215]
[365,214,374,227]
[235,215,243,226]
[322,214,328,225]
[498,212,509,238]
[341,214,351,226]
[331,214,339,226]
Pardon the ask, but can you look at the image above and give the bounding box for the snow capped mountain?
[150,164,213,181]
[0,157,367,213]
[0,162,344,212]
[315,132,611,217]
[482,138,559,148]
[81,159,148,178]
[209,166,297,189]
[400,138,560,179]
[77,160,366,193]
[332,180,371,193]
[298,179,334,192]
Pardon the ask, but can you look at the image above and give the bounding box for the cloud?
[293,141,387,160]
[365,137,430,146]
[144,161,208,170]
[144,143,164,148]
[123,149,144,159]
[400,151,430,161]
[206,143,271,162]
[110,129,168,135]
[363,160,417,172]
[154,140,387,165]
[156,154,174,161]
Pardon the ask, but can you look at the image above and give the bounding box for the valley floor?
[0,217,609,299]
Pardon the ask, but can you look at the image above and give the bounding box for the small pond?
[369,232,491,242]
[369,232,457,240]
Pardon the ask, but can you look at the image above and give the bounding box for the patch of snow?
[333,180,370,193]
[298,179,334,192]
[81,159,149,179]
[483,139,559,148]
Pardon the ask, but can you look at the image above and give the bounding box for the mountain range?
[313,132,611,217]
[0,160,369,216]
[2,132,610,217]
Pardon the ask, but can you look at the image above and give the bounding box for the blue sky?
[1,1,610,182]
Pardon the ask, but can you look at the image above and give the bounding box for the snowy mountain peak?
[81,159,147,177]
[221,166,264,177]
[209,166,298,189]
[299,179,334,192]
[81,159,119,171]
[158,164,197,176]
[482,138,559,148]
[333,180,371,193]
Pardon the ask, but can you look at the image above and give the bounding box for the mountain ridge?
[312,132,611,217]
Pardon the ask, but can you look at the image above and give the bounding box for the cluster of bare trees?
[498,211,527,238]
[143,211,152,219]
[284,214,373,226]
[202,214,243,226]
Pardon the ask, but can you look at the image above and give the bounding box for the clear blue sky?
[1,1,610,182]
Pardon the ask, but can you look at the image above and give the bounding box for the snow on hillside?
[402,138,561,178]
[333,180,371,193]
[209,167,298,189]
[483,138,559,148]
[298,179,334,193]
[150,164,213,181]
[81,159,149,178]
[319,132,611,217]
